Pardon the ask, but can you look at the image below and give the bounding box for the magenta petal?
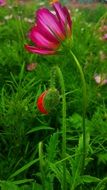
[53,3,66,27]
[36,8,65,40]
[63,7,72,30]
[25,45,55,55]
[29,26,59,49]
[53,2,72,36]
[0,0,6,6]
[37,21,59,44]
[25,2,72,56]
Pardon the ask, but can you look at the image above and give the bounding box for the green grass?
[0,1,107,190]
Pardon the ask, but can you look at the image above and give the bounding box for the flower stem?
[39,142,46,190]
[70,50,87,174]
[55,66,67,190]
[50,67,56,88]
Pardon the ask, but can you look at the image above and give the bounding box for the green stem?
[95,177,107,190]
[50,67,56,88]
[39,142,46,190]
[70,50,87,174]
[55,66,67,190]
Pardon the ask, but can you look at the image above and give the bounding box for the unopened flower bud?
[44,88,60,112]
[37,88,60,114]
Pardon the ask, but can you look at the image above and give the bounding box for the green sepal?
[44,88,60,112]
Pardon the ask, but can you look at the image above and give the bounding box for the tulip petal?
[25,45,55,55]
[29,26,59,49]
[36,8,65,40]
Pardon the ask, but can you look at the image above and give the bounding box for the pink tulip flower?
[25,2,72,55]
[0,0,6,6]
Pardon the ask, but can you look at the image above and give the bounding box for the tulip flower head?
[25,2,72,55]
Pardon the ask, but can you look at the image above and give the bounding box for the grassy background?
[0,1,107,189]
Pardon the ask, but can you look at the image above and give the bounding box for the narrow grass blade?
[9,158,39,179]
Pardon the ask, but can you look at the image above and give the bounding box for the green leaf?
[0,181,19,190]
[97,153,107,164]
[13,179,34,185]
[26,126,54,134]
[32,183,43,190]
[9,158,39,179]
[68,113,82,129]
[47,132,59,162]
[20,182,43,190]
[95,177,107,190]
[49,162,71,185]
[81,175,101,183]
